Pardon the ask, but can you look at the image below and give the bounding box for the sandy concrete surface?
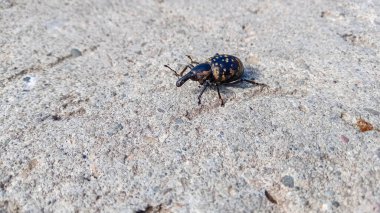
[1,0,379,212]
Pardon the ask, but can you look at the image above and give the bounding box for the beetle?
[164,53,268,106]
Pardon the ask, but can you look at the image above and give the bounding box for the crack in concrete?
[0,45,98,86]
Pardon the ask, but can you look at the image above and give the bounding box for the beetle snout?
[176,79,185,87]
[176,72,194,87]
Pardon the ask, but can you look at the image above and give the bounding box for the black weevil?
[165,53,268,106]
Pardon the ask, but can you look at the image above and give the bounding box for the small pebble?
[357,118,374,132]
[23,76,37,91]
[321,203,329,211]
[340,135,349,143]
[70,48,82,57]
[340,112,352,123]
[217,131,224,139]
[228,186,237,196]
[281,175,294,188]
[23,76,31,82]
[298,104,309,113]
[175,118,183,124]
[52,115,61,121]
[332,201,340,207]
[143,136,158,143]
[107,123,123,136]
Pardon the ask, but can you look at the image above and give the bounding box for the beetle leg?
[216,85,225,107]
[226,79,243,85]
[164,64,192,77]
[198,82,210,105]
[186,55,200,65]
[227,78,268,88]
[242,79,269,88]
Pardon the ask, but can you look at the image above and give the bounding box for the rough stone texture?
[0,0,379,212]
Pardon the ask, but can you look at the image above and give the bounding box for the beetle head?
[176,63,212,87]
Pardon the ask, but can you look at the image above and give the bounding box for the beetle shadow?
[224,65,264,89]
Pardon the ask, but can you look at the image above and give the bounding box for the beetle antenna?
[165,64,193,77]
[164,65,180,76]
[186,55,200,65]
